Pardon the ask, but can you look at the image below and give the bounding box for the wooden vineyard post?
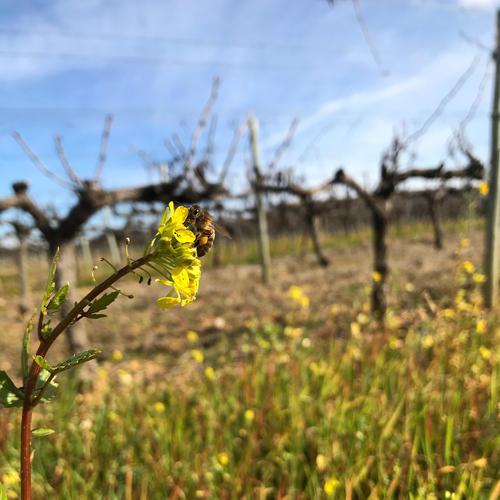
[249,117,271,284]
[485,9,500,309]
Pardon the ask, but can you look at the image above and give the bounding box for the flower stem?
[19,253,153,500]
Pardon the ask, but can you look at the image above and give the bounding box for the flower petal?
[172,205,189,224]
[173,228,196,243]
[157,296,181,309]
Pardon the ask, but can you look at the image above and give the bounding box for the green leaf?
[87,290,120,314]
[33,356,54,374]
[32,428,55,438]
[86,313,107,319]
[33,369,58,404]
[0,371,24,408]
[46,283,69,313]
[0,483,7,500]
[41,248,60,314]
[52,349,101,374]
[22,310,37,379]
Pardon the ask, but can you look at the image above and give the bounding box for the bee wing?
[212,221,232,239]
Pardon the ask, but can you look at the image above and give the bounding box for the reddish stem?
[20,403,33,500]
[19,254,152,500]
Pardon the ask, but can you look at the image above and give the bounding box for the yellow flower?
[244,409,255,422]
[2,470,19,485]
[443,308,455,319]
[460,238,470,247]
[479,181,489,196]
[288,285,309,308]
[112,349,123,361]
[154,402,165,413]
[372,271,382,282]
[288,285,303,300]
[157,296,181,309]
[191,349,204,363]
[145,202,201,310]
[158,201,195,244]
[350,322,361,337]
[187,330,199,342]
[476,319,487,334]
[461,260,475,274]
[204,366,215,380]
[284,326,303,339]
[316,454,328,471]
[473,273,486,283]
[218,452,229,466]
[324,478,339,495]
[421,335,434,348]
[480,346,491,360]
[108,411,119,422]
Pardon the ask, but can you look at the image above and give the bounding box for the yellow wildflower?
[443,308,455,319]
[480,346,491,360]
[2,470,19,485]
[187,330,199,342]
[288,285,309,308]
[108,411,119,422]
[288,285,303,300]
[284,326,303,338]
[324,478,339,495]
[350,322,361,337]
[421,335,434,348]
[112,349,123,361]
[191,349,204,363]
[461,260,475,274]
[372,271,382,282]
[218,452,229,466]
[479,181,489,196]
[154,402,165,413]
[158,201,195,244]
[476,319,487,334]
[473,273,486,283]
[460,238,470,247]
[244,409,255,422]
[316,454,328,471]
[204,366,215,380]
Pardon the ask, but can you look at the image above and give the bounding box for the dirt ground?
[0,228,483,379]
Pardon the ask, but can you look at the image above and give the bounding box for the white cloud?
[459,0,500,9]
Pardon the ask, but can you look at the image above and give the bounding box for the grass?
[0,270,498,499]
[203,217,485,269]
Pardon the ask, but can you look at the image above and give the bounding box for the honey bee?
[184,205,231,257]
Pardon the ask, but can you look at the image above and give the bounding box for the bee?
[184,205,231,257]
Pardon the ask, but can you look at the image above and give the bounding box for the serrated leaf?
[87,290,120,314]
[52,349,101,374]
[41,248,60,314]
[0,483,7,500]
[34,356,54,374]
[32,428,55,438]
[46,283,69,313]
[22,310,37,379]
[33,369,58,404]
[0,371,24,408]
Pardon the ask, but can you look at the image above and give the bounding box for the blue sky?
[0,0,499,221]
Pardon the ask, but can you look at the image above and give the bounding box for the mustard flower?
[144,202,201,309]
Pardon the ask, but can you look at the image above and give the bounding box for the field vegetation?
[0,221,498,499]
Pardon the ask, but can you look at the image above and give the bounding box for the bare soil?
[0,229,482,380]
